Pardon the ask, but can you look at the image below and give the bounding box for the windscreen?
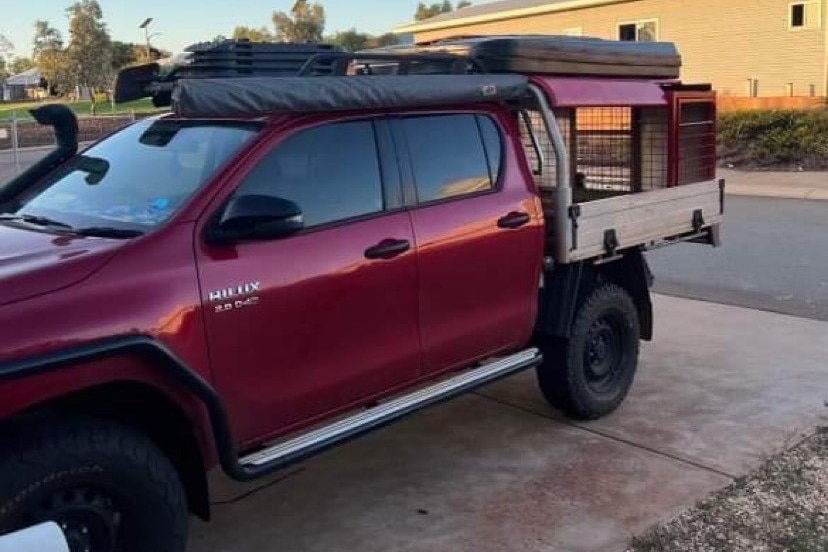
[10,118,258,233]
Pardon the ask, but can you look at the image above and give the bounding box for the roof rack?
[114,40,486,107]
[297,51,486,76]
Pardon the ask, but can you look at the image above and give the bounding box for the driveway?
[190,295,828,552]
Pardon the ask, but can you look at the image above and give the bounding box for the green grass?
[0,98,165,120]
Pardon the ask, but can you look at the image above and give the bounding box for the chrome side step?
[241,348,541,469]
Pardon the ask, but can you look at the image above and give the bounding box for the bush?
[718,109,828,170]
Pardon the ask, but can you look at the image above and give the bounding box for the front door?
[196,119,421,444]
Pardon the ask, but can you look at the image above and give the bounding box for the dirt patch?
[630,428,828,552]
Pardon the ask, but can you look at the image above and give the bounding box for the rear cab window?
[398,114,503,205]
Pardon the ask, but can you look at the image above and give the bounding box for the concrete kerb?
[720,168,828,201]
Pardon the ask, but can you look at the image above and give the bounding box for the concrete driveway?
[190,295,828,552]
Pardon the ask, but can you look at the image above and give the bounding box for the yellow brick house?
[395,0,828,98]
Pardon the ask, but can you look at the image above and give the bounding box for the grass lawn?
[0,98,165,120]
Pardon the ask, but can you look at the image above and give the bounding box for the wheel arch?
[537,249,653,341]
[4,380,212,521]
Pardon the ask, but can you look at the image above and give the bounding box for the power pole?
[139,18,154,61]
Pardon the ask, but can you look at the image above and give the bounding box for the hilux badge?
[209,281,261,313]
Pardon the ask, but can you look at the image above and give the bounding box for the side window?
[402,114,496,204]
[236,120,384,228]
[476,115,503,184]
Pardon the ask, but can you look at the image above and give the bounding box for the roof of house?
[6,68,42,86]
[395,0,628,34]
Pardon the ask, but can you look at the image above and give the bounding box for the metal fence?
[0,112,137,175]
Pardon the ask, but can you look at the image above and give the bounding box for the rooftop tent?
[362,36,682,79]
[171,74,530,118]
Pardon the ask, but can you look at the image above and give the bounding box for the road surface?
[649,196,828,322]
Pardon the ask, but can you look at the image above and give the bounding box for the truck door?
[196,119,421,444]
[393,112,544,375]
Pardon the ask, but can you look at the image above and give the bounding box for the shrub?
[718,109,828,170]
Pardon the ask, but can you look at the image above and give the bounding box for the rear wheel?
[0,417,188,552]
[536,283,640,420]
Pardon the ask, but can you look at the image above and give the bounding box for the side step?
[241,348,542,470]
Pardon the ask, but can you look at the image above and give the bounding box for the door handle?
[497,212,531,229]
[365,238,411,260]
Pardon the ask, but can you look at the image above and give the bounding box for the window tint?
[476,115,503,183]
[236,121,383,228]
[403,115,494,203]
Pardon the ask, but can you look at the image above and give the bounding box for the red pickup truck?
[0,38,723,552]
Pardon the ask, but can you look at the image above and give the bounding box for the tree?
[415,1,471,21]
[110,41,140,68]
[272,0,326,43]
[233,26,275,42]
[33,20,62,58]
[10,57,35,75]
[329,29,371,51]
[0,34,13,81]
[65,0,113,93]
[33,22,68,95]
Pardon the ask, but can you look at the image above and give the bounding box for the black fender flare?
[0,335,261,482]
[537,250,654,341]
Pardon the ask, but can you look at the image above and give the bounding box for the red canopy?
[532,76,672,107]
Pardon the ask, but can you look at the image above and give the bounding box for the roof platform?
[361,36,682,79]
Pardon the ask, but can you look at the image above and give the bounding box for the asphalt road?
[648,195,828,322]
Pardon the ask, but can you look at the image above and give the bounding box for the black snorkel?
[0,104,79,207]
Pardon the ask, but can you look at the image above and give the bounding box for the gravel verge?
[630,428,828,552]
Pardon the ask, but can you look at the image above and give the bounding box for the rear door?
[392,112,543,375]
[196,118,422,444]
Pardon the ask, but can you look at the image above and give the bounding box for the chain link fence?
[0,112,138,174]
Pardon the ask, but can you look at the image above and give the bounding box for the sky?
[0,0,476,58]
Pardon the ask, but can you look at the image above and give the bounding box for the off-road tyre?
[0,416,188,552]
[536,283,640,420]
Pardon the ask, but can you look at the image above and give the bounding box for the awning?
[533,76,671,107]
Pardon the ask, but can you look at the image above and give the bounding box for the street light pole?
[139,17,154,61]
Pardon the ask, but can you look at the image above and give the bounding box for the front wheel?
[536,283,640,420]
[0,417,188,552]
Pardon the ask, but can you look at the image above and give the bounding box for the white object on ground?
[0,522,70,552]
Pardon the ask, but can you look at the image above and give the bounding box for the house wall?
[413,0,828,97]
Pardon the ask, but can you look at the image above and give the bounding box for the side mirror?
[209,195,304,245]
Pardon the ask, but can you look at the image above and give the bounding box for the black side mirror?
[209,195,304,245]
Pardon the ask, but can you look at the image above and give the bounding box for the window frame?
[617,18,660,42]
[391,112,506,210]
[788,1,821,29]
[216,116,405,239]
[562,27,584,36]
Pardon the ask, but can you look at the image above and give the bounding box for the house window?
[790,1,821,29]
[618,19,658,42]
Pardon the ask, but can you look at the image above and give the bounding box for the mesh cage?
[676,102,716,185]
[519,106,670,203]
